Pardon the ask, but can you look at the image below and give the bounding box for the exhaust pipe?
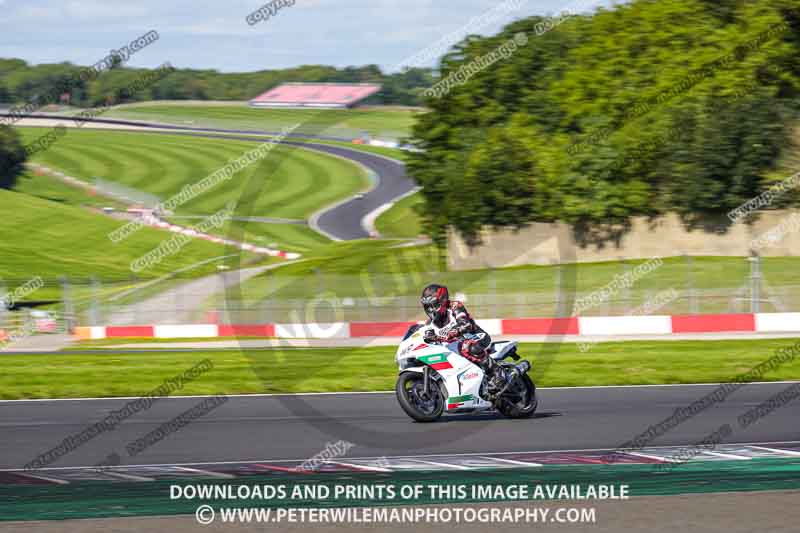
[493,360,532,398]
[514,361,531,376]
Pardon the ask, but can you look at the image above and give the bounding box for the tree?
[0,125,27,190]
[406,0,800,245]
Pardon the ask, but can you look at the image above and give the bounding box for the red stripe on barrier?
[670,314,755,333]
[217,324,275,337]
[105,326,154,338]
[502,318,579,335]
[350,321,417,337]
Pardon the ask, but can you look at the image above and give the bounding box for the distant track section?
[7,114,416,241]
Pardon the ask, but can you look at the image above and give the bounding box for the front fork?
[422,366,431,398]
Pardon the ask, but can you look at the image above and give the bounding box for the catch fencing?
[28,256,799,327]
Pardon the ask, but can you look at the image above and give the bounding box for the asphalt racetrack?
[1,382,798,470]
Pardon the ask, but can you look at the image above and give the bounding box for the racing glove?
[423,329,439,344]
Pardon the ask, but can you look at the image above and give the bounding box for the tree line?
[0,60,434,108]
[406,0,800,246]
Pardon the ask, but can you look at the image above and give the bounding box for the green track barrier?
[2,458,800,522]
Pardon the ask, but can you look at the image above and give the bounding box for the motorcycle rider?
[420,283,493,367]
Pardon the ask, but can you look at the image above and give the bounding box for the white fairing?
[490,340,518,360]
[396,326,492,411]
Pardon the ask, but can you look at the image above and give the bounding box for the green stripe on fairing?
[417,353,449,364]
[3,458,799,521]
[448,394,474,403]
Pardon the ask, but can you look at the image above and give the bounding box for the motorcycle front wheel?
[396,372,445,422]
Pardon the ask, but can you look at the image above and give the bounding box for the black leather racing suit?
[427,301,492,364]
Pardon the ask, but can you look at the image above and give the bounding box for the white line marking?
[173,466,235,479]
[14,472,70,484]
[326,461,392,473]
[2,381,798,403]
[410,459,471,470]
[4,440,800,473]
[539,380,800,390]
[624,451,676,463]
[483,456,542,467]
[702,451,751,461]
[748,445,800,457]
[103,471,155,482]
[361,186,421,237]
[0,391,394,403]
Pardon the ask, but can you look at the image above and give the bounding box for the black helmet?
[421,284,449,322]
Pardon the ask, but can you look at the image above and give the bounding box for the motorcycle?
[394,323,537,422]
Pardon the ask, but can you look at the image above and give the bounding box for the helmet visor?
[421,295,441,320]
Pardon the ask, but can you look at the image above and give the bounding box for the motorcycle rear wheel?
[396,372,445,422]
[496,374,537,419]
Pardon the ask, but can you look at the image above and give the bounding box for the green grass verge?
[16,127,370,219]
[299,138,409,159]
[231,239,800,316]
[104,103,420,139]
[3,338,799,399]
[375,192,423,239]
[14,169,128,211]
[0,187,255,296]
[165,217,331,254]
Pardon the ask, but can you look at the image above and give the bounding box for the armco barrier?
[73,312,800,340]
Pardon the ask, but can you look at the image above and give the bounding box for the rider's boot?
[482,357,508,398]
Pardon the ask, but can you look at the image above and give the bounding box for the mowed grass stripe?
[223,221,331,253]
[63,143,127,183]
[142,141,243,201]
[105,144,171,193]
[17,127,368,220]
[134,144,210,196]
[288,152,336,216]
[0,187,251,281]
[32,144,86,178]
[261,151,324,216]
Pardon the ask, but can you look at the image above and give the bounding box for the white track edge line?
[2,380,798,403]
[4,439,800,473]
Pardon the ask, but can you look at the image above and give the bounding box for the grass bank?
[2,337,798,399]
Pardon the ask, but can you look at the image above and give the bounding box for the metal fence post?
[89,276,100,326]
[0,279,6,332]
[60,276,74,333]
[685,255,699,314]
[489,268,497,318]
[265,271,272,323]
[621,260,632,315]
[555,265,564,317]
[750,255,761,314]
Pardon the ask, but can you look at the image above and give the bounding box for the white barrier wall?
[578,316,673,336]
[755,313,800,332]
